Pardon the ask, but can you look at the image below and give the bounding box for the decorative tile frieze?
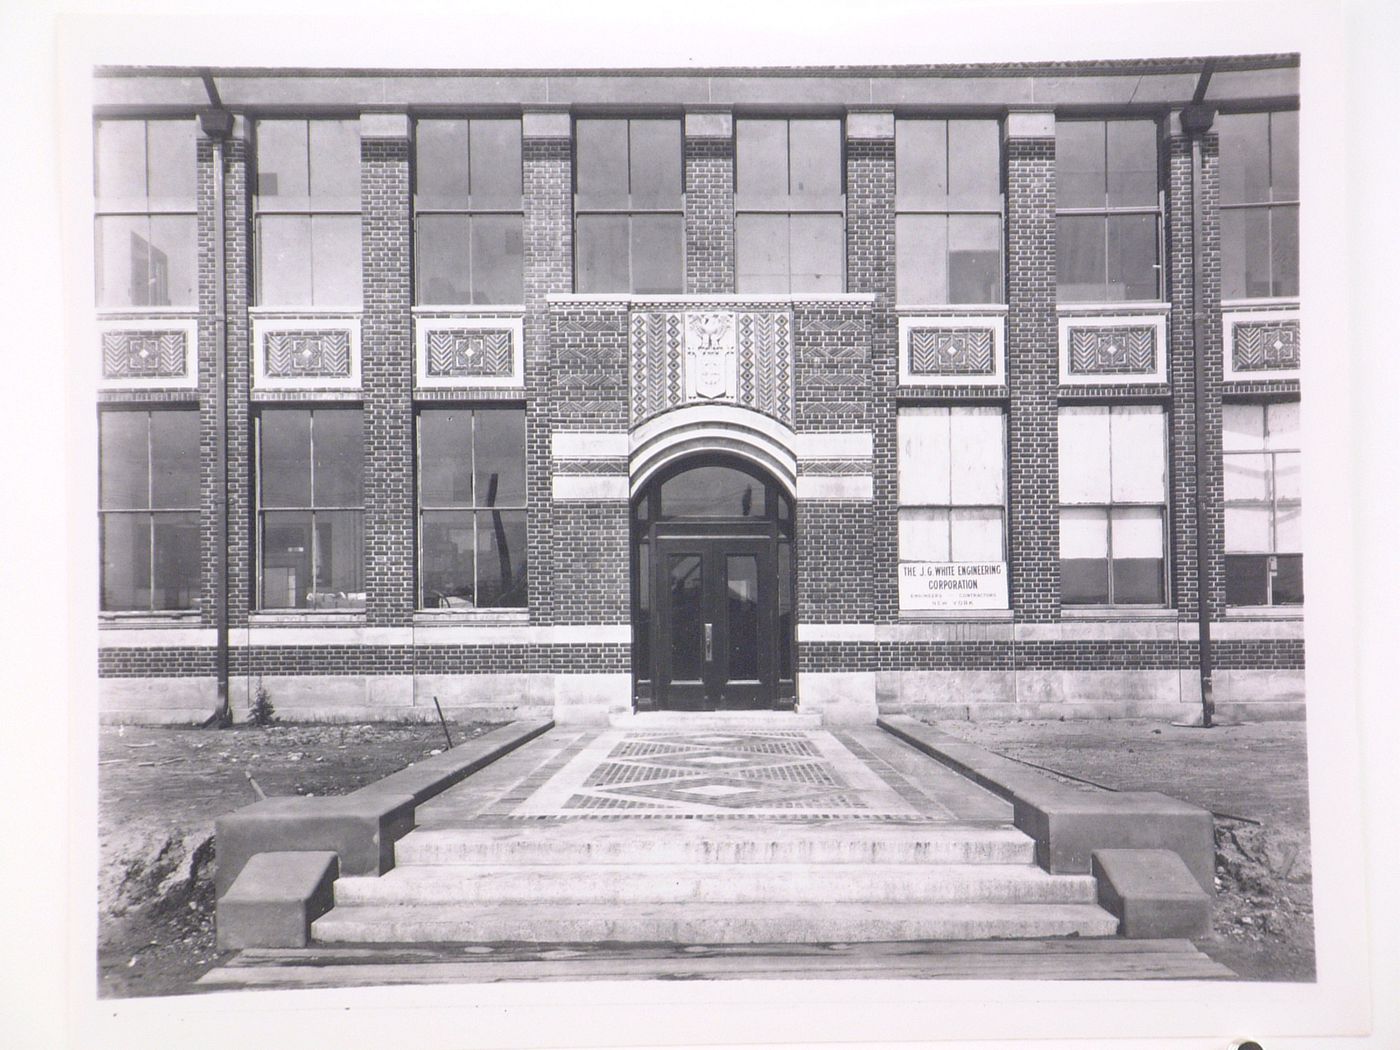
[1057,308,1168,385]
[797,458,872,476]
[799,317,867,335]
[1223,306,1300,381]
[251,315,361,391]
[414,315,524,389]
[630,307,794,427]
[97,318,198,390]
[556,316,626,335]
[897,314,1006,387]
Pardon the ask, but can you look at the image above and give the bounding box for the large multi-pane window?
[1059,405,1168,605]
[895,119,1003,304]
[735,119,844,293]
[1056,120,1162,302]
[94,120,198,307]
[257,408,364,610]
[574,119,684,293]
[415,119,524,304]
[1224,401,1302,606]
[897,406,1008,569]
[99,409,201,612]
[418,408,527,609]
[254,120,362,306]
[1218,111,1299,299]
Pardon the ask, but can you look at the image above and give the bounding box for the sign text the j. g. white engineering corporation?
[898,561,1008,611]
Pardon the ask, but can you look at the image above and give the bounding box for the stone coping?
[877,715,1214,891]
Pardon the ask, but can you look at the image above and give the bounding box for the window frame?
[254,406,366,612]
[252,118,363,309]
[413,117,526,306]
[1217,109,1300,301]
[734,117,847,294]
[894,118,1006,306]
[896,405,1010,568]
[1054,118,1165,304]
[1222,400,1303,608]
[93,118,198,309]
[572,117,685,294]
[1057,403,1171,608]
[98,406,202,614]
[415,405,529,611]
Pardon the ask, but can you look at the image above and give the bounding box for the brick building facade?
[93,58,1303,724]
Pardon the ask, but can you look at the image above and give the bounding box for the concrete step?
[333,863,1098,906]
[610,711,822,729]
[395,821,1035,867]
[312,901,1121,944]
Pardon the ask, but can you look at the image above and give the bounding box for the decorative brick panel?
[1222,307,1300,380]
[897,314,1006,386]
[414,314,525,388]
[251,316,361,390]
[99,320,198,389]
[1058,309,1169,384]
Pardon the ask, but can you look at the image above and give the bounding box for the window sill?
[411,304,525,315]
[1224,605,1304,620]
[413,610,530,625]
[1061,607,1178,620]
[99,611,201,626]
[1056,301,1171,315]
[899,609,1013,621]
[248,611,366,625]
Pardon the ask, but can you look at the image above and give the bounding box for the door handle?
[704,622,713,662]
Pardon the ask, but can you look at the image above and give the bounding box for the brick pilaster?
[1167,117,1226,622]
[360,114,414,626]
[522,110,573,627]
[845,113,898,623]
[1004,111,1059,622]
[684,111,735,294]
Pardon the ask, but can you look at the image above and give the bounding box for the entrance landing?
[416,725,1013,824]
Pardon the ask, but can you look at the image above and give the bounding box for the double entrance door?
[652,535,777,710]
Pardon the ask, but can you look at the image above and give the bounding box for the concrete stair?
[311,819,1121,945]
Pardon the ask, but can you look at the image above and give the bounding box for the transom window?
[94,119,198,308]
[254,119,362,307]
[1224,401,1302,606]
[415,119,524,305]
[99,408,201,612]
[1218,111,1299,299]
[1056,120,1162,302]
[417,408,528,609]
[897,406,1008,573]
[574,118,684,294]
[895,119,1003,304]
[256,408,364,610]
[1059,405,1168,605]
[735,119,845,293]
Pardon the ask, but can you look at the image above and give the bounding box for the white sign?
[899,561,1008,611]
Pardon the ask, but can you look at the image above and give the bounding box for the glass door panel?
[667,553,705,683]
[725,554,760,682]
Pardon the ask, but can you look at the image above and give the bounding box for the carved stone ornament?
[684,311,738,401]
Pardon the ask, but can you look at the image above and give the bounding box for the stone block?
[1092,848,1212,938]
[216,851,339,950]
[215,792,415,898]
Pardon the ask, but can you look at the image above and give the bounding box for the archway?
[631,454,795,711]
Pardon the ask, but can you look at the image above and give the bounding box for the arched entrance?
[631,455,795,711]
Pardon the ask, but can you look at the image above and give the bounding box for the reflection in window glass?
[94,120,197,307]
[257,408,364,610]
[1057,405,1168,605]
[418,407,527,609]
[659,464,767,519]
[1055,120,1160,302]
[1223,401,1303,606]
[99,409,201,612]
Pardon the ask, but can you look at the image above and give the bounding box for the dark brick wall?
[551,502,630,625]
[795,638,1305,673]
[1005,132,1059,622]
[793,305,871,431]
[684,135,735,294]
[550,304,629,429]
[846,136,899,623]
[361,135,414,626]
[795,501,874,624]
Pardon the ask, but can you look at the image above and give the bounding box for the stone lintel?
[522,108,572,139]
[845,110,895,141]
[359,111,411,140]
[1005,109,1055,140]
[684,110,733,140]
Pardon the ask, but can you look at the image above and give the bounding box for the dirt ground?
[97,719,501,999]
[932,717,1315,982]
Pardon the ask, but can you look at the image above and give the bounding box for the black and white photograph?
[2,1,1396,1048]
